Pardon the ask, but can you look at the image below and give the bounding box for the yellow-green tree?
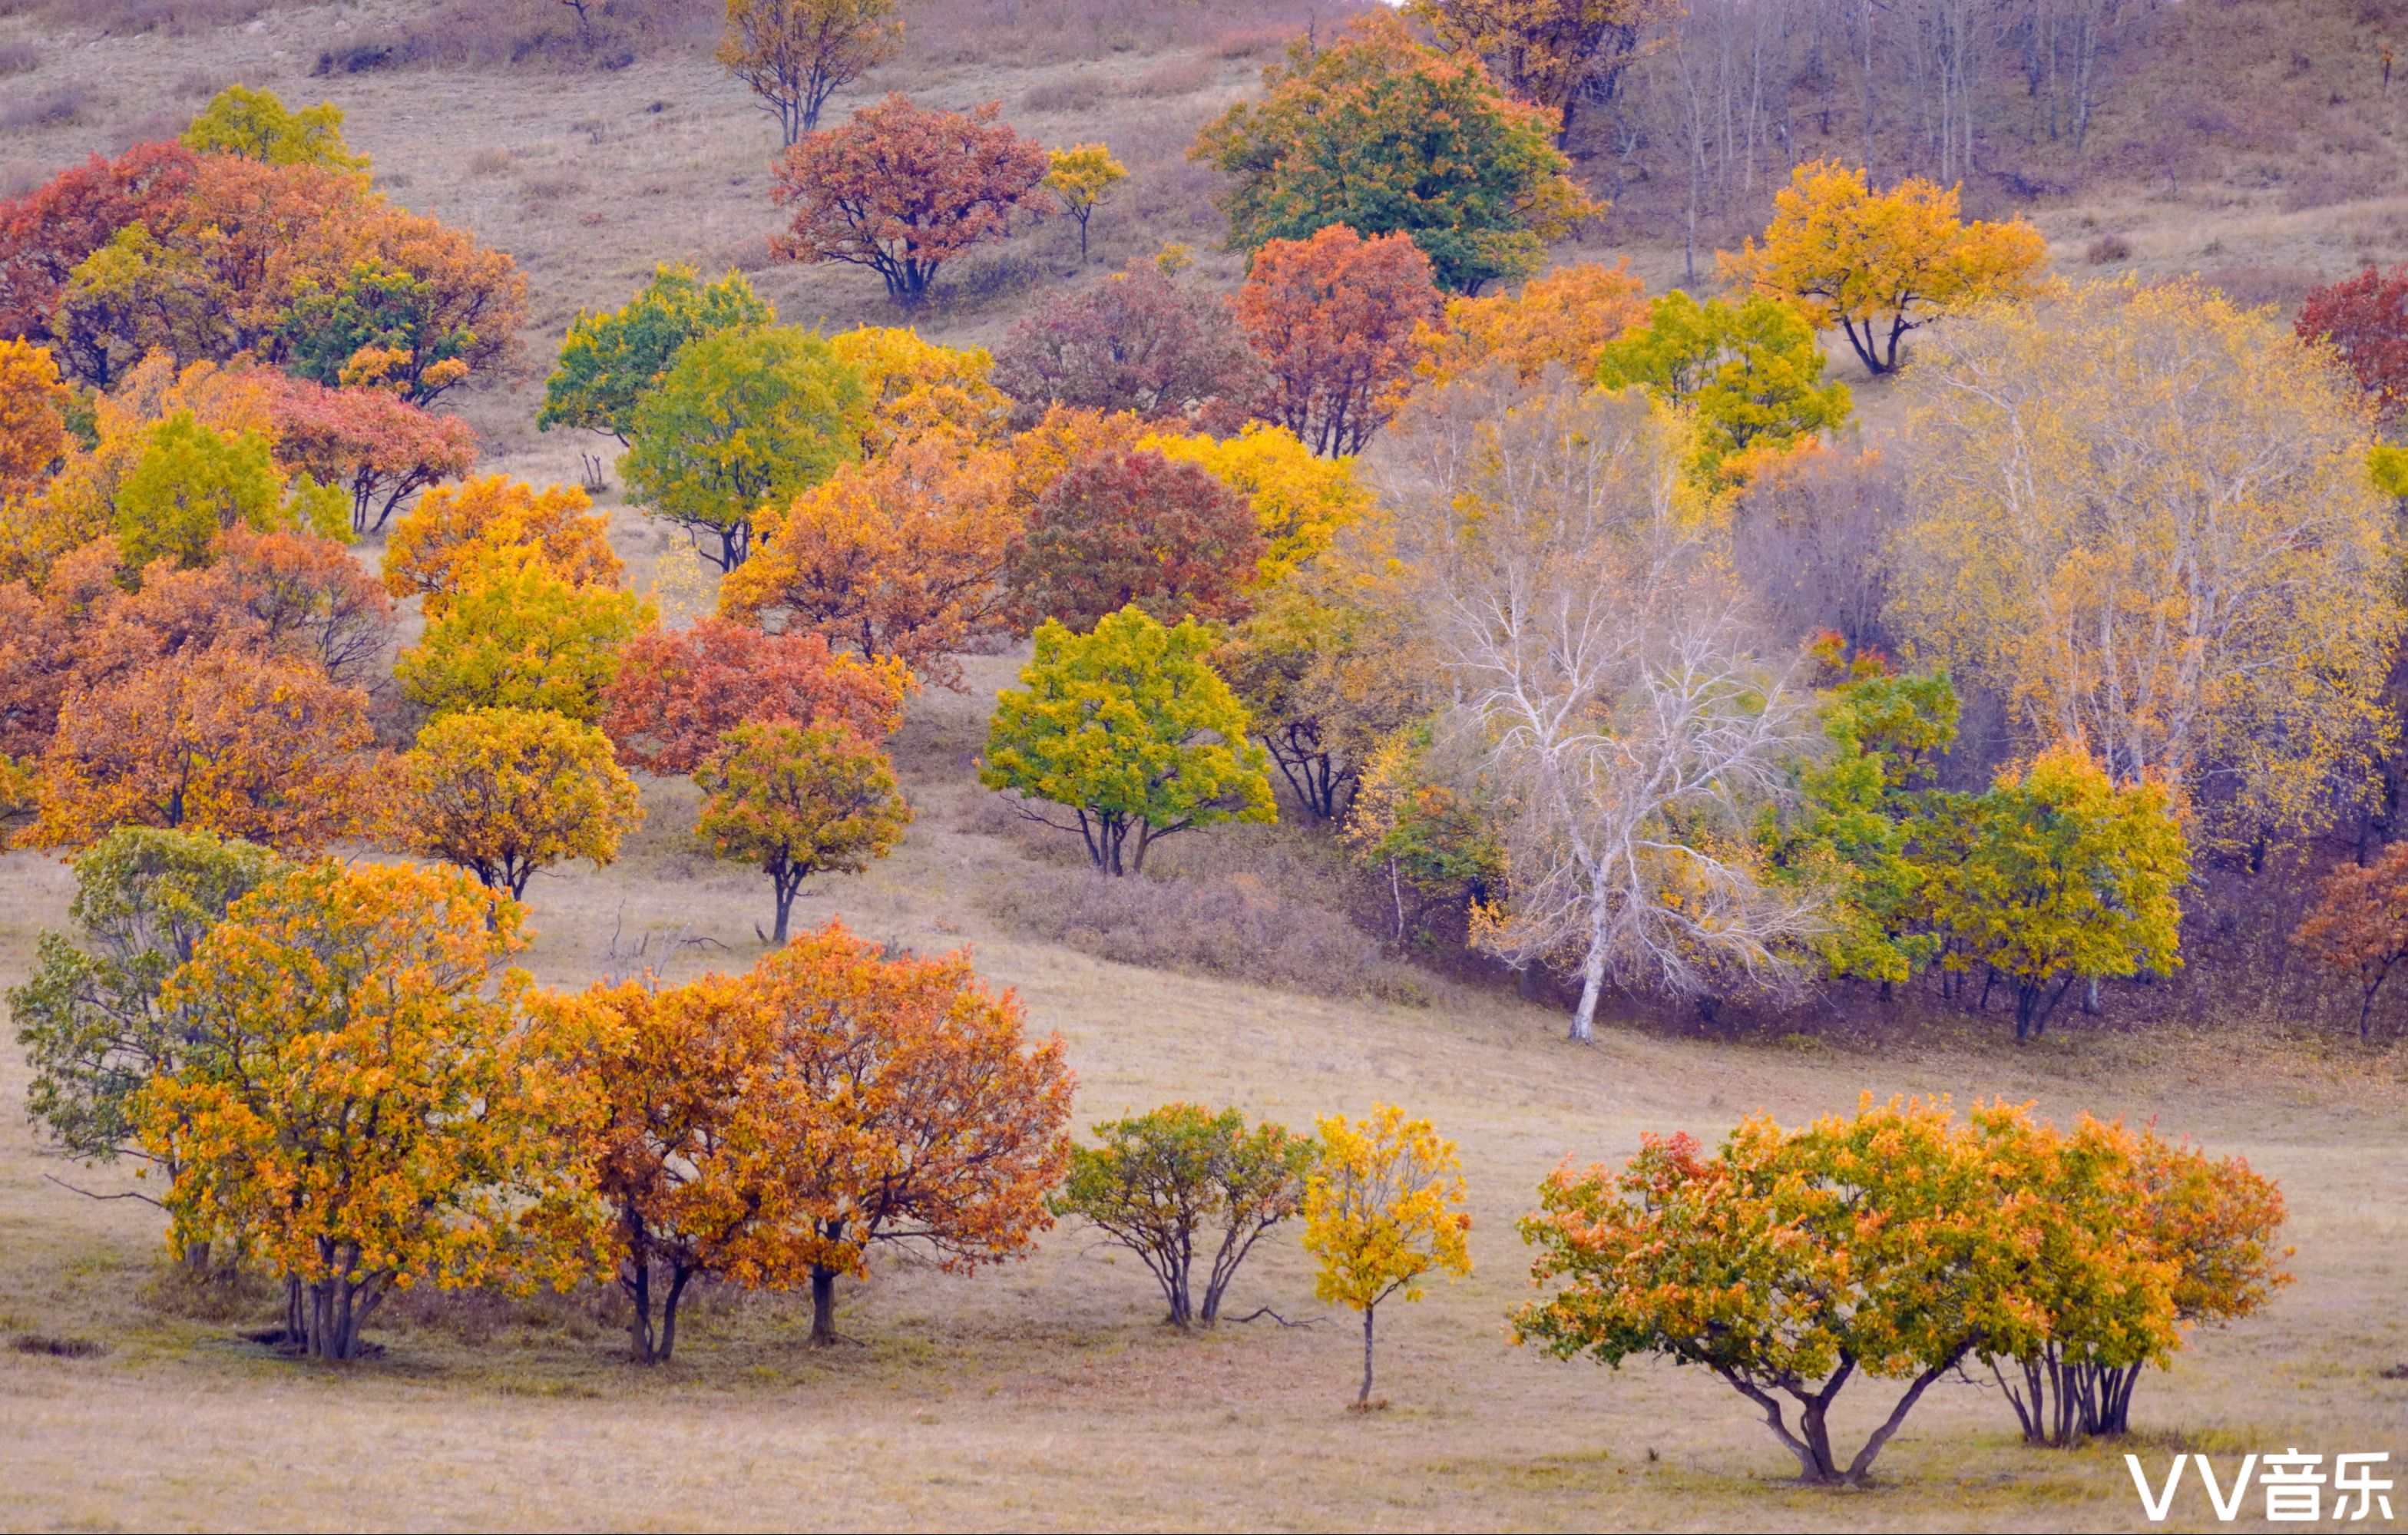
[1045,144,1128,265]
[114,412,347,570]
[137,862,600,1361]
[1887,277,2400,851]
[181,84,366,170]
[695,720,910,942]
[1136,422,1373,587]
[1720,160,2049,375]
[394,706,643,899]
[1302,1103,1472,1406]
[1915,745,2189,1042]
[395,548,653,723]
[539,265,775,447]
[1596,290,1852,485]
[980,607,1275,875]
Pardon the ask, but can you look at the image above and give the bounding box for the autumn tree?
[139,862,598,1361]
[181,85,366,170]
[1045,144,1128,264]
[746,921,1074,1344]
[1302,1103,1472,1406]
[395,548,652,723]
[1517,1098,2052,1486]
[1237,227,1444,455]
[827,325,1012,455]
[981,608,1275,875]
[718,0,903,146]
[1192,13,1593,294]
[717,438,1016,689]
[1002,403,1152,524]
[620,324,865,571]
[1721,160,2049,376]
[1052,1103,1315,1329]
[8,827,281,1174]
[266,373,478,533]
[539,264,775,447]
[1415,259,1649,387]
[0,338,72,499]
[394,706,643,900]
[213,524,397,687]
[113,412,346,570]
[991,263,1265,432]
[31,648,379,852]
[1408,0,1665,147]
[382,475,622,616]
[1140,422,1372,587]
[1888,278,2400,850]
[2293,840,2408,1040]
[600,615,911,776]
[772,95,1053,306]
[0,141,200,359]
[1344,723,1507,944]
[1008,449,1264,634]
[693,720,911,943]
[2296,263,2408,424]
[1596,290,1852,484]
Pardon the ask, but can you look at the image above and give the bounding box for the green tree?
[8,828,282,1170]
[620,325,866,571]
[980,607,1275,875]
[1190,12,1593,294]
[1343,723,1504,947]
[181,84,366,170]
[1596,291,1853,483]
[277,260,479,406]
[695,720,911,942]
[1917,743,2189,1040]
[114,412,347,570]
[538,265,776,446]
[1051,1103,1315,1329]
[395,548,653,723]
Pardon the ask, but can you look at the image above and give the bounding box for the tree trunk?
[809,1264,840,1346]
[1357,1303,1377,1404]
[769,861,802,944]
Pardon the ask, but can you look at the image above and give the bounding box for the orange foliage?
[2294,840,2408,1040]
[1235,226,1443,455]
[1417,260,1649,385]
[266,374,478,534]
[382,475,621,617]
[599,614,912,776]
[0,339,71,496]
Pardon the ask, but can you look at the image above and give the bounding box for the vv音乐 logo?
[2128,1451,2397,1523]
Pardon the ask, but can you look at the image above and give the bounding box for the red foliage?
[213,526,396,689]
[772,94,1052,306]
[0,141,200,346]
[267,374,479,533]
[599,614,915,776]
[2294,839,2408,1039]
[991,263,1266,431]
[1007,448,1264,633]
[2297,263,2408,422]
[1235,224,1442,455]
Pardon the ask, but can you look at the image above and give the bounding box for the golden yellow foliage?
[827,326,1011,456]
[382,475,623,617]
[1135,422,1373,585]
[1302,1103,1472,1404]
[1415,260,1650,387]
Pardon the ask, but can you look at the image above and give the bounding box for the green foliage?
[1050,1103,1316,1328]
[981,607,1275,875]
[619,324,867,571]
[395,549,653,723]
[114,412,347,569]
[1344,723,1504,946]
[2370,442,2408,501]
[278,260,476,405]
[8,828,282,1165]
[1596,291,1852,482]
[182,84,366,170]
[539,264,776,443]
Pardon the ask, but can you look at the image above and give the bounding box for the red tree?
[599,615,914,775]
[214,526,396,688]
[0,141,200,348]
[1236,225,1443,455]
[2294,839,2408,1039]
[991,263,1266,431]
[2297,264,2408,422]
[1007,448,1264,633]
[266,375,478,533]
[772,94,1052,306]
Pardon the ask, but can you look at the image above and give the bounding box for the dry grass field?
[2,2,2408,1530]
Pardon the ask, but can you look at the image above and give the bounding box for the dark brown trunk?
[809,1264,839,1346]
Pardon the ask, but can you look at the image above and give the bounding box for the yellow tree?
[693,720,911,942]
[1887,278,2401,850]
[1137,422,1374,587]
[393,706,644,899]
[827,326,1011,455]
[717,0,903,145]
[1045,144,1129,265]
[382,476,622,617]
[1302,1103,1472,1406]
[1720,160,2049,375]
[137,862,600,1361]
[396,548,653,723]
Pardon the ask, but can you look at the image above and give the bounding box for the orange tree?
[980,607,1275,875]
[137,862,602,1361]
[2294,839,2408,1040]
[1302,1103,1473,1405]
[213,525,397,689]
[381,476,620,617]
[1516,1096,2117,1486]
[1407,0,1665,148]
[541,971,818,1363]
[771,94,1051,307]
[0,337,72,499]
[694,720,909,942]
[30,647,380,852]
[393,706,643,900]
[746,920,1074,1344]
[717,438,1017,690]
[1415,259,1649,387]
[1235,226,1444,456]
[1007,448,1264,634]
[266,370,477,534]
[600,614,911,776]
[1720,160,2048,377]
